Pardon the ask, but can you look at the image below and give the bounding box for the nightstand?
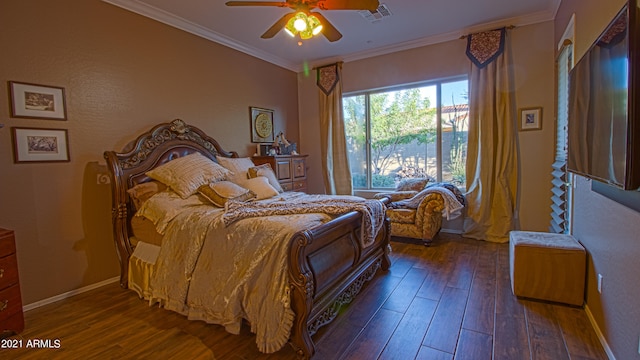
[0,228,24,338]
[252,155,308,192]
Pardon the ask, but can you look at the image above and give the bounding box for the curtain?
[317,63,353,195]
[463,28,519,243]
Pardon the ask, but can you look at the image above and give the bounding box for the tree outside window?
[344,78,468,189]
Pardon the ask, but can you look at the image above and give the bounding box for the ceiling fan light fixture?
[291,12,308,31]
[284,16,297,36]
[281,10,326,41]
[308,14,323,35]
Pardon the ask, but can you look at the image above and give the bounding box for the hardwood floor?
[0,234,607,360]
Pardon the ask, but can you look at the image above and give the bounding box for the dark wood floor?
[1,233,607,360]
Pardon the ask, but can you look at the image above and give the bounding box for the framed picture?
[250,107,274,143]
[519,107,542,131]
[11,127,70,163]
[9,81,67,120]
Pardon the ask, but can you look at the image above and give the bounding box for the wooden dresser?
[0,228,24,337]
[252,155,308,192]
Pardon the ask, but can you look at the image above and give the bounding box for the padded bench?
[509,231,586,306]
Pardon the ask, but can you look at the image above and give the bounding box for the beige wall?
[555,1,640,359]
[0,0,299,305]
[299,21,556,233]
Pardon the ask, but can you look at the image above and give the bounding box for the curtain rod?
[459,25,516,39]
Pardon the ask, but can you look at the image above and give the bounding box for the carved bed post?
[288,232,316,359]
[104,150,134,288]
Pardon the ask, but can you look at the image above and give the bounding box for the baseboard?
[584,304,616,360]
[440,228,463,234]
[22,276,120,312]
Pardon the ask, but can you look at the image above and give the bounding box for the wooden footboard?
[288,210,391,359]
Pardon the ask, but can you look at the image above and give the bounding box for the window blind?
[549,44,572,233]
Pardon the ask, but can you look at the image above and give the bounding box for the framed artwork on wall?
[250,107,274,143]
[519,107,542,131]
[11,127,70,163]
[8,81,67,120]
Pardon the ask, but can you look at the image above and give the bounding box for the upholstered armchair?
[374,178,465,246]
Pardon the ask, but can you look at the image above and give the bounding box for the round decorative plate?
[255,113,272,138]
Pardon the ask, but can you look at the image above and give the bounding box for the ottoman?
[509,231,586,306]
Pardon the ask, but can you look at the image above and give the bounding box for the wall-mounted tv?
[567,0,640,190]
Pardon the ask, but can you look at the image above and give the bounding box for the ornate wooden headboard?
[103,119,238,287]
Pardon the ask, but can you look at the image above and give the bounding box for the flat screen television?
[567,0,640,190]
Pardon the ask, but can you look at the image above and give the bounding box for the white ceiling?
[103,0,561,72]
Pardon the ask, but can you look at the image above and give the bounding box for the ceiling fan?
[225,0,380,42]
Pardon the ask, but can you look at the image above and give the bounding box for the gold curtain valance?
[316,63,340,96]
[598,13,627,48]
[465,27,506,68]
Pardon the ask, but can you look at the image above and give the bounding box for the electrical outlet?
[597,274,603,293]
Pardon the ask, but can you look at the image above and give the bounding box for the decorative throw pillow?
[396,177,431,192]
[247,163,284,193]
[198,181,256,207]
[146,152,230,199]
[127,181,167,210]
[216,157,256,184]
[236,176,279,200]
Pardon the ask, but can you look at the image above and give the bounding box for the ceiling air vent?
[358,3,392,23]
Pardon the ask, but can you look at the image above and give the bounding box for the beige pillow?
[146,152,230,199]
[216,157,256,184]
[236,177,279,200]
[198,181,256,207]
[127,181,167,210]
[248,163,284,193]
[396,178,431,192]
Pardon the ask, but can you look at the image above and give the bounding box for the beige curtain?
[463,29,519,243]
[317,63,353,195]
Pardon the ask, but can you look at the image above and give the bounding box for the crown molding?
[102,0,299,71]
[103,0,562,73]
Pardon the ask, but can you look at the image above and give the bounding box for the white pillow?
[146,152,230,199]
[248,163,284,193]
[216,157,256,184]
[236,176,279,200]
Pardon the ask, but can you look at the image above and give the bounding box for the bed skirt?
[128,240,160,299]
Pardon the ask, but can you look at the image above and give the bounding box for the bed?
[103,119,391,359]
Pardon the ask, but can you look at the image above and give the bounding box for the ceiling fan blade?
[312,12,342,42]
[225,1,288,7]
[261,12,295,39]
[316,0,379,11]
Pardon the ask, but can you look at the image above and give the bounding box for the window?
[343,77,469,190]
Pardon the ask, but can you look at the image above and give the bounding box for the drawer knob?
[0,299,7,312]
[0,268,3,278]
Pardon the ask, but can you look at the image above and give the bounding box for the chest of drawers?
[0,228,24,337]
[251,155,308,192]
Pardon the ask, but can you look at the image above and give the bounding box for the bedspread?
[223,194,386,248]
[148,201,332,353]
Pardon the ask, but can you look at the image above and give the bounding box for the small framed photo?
[250,107,274,143]
[519,107,542,131]
[11,127,70,163]
[9,81,67,120]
